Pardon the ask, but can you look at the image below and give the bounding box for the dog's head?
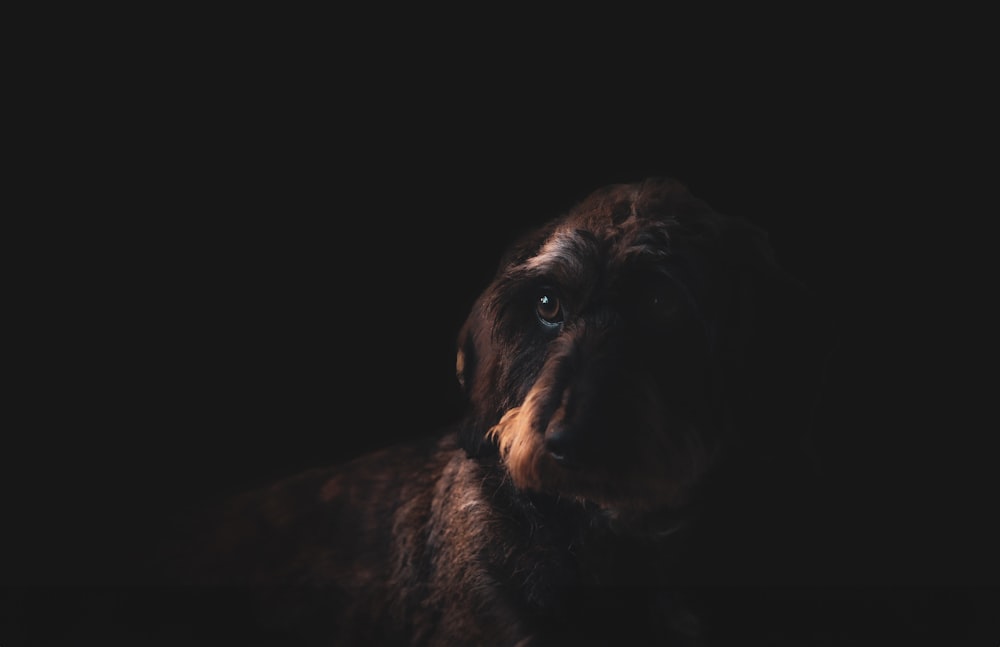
[456,178,828,519]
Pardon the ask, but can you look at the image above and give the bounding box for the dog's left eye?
[535,292,563,328]
[644,287,682,321]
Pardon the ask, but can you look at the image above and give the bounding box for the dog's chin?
[487,401,707,520]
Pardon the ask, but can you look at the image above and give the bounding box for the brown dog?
[162,178,828,646]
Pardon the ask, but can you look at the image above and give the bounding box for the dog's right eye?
[535,292,563,328]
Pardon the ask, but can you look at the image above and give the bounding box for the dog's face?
[457,178,821,519]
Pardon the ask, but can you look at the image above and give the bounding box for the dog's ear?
[454,294,500,458]
[454,302,480,396]
[709,217,837,464]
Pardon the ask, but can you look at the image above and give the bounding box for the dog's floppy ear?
[455,299,482,397]
[708,217,836,462]
[455,292,501,458]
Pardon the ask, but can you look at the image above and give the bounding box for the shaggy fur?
[161,178,829,646]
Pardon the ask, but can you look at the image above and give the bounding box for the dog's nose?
[544,427,581,469]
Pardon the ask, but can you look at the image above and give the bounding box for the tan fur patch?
[455,348,465,388]
[486,391,551,492]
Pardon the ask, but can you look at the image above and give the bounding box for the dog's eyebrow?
[485,229,601,323]
[521,228,600,279]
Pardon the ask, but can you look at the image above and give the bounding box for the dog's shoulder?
[151,428,552,644]
[157,429,464,585]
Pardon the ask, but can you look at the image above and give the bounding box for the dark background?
[5,19,998,645]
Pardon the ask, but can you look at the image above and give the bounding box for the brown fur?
[161,177,828,646]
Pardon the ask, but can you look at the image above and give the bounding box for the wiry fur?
[161,177,829,646]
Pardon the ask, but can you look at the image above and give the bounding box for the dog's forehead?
[496,179,725,292]
[524,215,672,274]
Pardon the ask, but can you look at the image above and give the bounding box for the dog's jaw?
[486,357,712,516]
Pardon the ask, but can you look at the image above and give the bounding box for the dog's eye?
[644,288,682,321]
[535,292,563,327]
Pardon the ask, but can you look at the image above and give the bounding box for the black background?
[5,17,998,645]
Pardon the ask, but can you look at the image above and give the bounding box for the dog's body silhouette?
[163,178,830,646]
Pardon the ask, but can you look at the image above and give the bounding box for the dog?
[159,177,830,646]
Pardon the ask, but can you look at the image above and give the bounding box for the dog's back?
[157,431,477,644]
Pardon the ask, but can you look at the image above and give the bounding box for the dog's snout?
[544,425,582,469]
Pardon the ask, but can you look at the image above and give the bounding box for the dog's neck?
[478,484,694,597]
